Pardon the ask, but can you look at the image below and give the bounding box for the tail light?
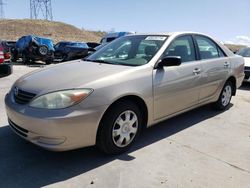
[4,53,10,59]
[0,46,4,63]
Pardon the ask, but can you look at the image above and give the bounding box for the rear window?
[35,37,54,49]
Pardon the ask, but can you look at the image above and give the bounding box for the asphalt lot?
[0,64,250,188]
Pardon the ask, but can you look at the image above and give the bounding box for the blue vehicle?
[54,41,90,62]
[11,35,55,64]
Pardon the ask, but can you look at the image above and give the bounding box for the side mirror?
[0,64,13,78]
[156,56,181,69]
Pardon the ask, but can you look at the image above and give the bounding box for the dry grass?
[0,19,105,43]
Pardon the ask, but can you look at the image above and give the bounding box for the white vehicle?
[237,47,250,82]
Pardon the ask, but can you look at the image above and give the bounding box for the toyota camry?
[5,32,245,154]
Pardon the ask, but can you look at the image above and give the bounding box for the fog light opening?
[37,137,66,145]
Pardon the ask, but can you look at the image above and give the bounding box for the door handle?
[224,62,230,68]
[193,68,201,75]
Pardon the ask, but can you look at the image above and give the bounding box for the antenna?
[0,0,5,19]
[30,0,53,21]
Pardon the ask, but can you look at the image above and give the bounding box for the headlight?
[29,89,93,109]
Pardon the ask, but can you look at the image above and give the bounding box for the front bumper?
[5,92,107,151]
[244,66,250,82]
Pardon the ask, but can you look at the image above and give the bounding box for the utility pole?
[0,0,5,19]
[30,0,53,21]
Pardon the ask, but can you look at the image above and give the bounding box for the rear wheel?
[11,50,18,62]
[11,56,17,62]
[45,60,52,65]
[97,100,142,154]
[22,53,30,65]
[213,81,233,110]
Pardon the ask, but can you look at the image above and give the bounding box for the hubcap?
[221,85,232,106]
[39,46,48,55]
[112,110,138,148]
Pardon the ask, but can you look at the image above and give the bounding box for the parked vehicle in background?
[86,42,100,49]
[54,41,91,62]
[0,63,12,78]
[100,31,135,44]
[237,47,250,82]
[0,43,4,64]
[5,32,244,154]
[1,40,16,61]
[11,35,54,64]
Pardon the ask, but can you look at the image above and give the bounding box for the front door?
[153,35,202,120]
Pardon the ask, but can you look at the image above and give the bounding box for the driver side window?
[163,35,196,63]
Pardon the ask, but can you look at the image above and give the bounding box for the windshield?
[237,48,250,57]
[86,35,167,66]
[56,42,88,48]
[35,37,54,50]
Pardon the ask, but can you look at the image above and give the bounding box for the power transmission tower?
[0,0,5,19]
[30,0,53,21]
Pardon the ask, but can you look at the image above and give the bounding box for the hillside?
[224,44,246,53]
[0,19,105,43]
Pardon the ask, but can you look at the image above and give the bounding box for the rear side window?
[195,35,225,60]
[164,35,196,63]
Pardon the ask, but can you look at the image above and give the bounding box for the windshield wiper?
[84,59,113,64]
[114,62,139,67]
[84,59,138,66]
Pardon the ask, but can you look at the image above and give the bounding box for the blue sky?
[3,0,250,45]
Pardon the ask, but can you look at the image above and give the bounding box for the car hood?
[244,57,250,67]
[14,60,135,95]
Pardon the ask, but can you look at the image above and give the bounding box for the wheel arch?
[226,76,237,96]
[96,95,149,142]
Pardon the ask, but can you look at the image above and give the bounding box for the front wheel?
[97,101,142,154]
[213,81,233,110]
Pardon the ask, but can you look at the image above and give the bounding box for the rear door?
[153,35,202,120]
[193,35,230,103]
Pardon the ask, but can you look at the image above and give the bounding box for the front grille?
[245,67,250,76]
[14,87,36,104]
[8,119,28,137]
[14,88,36,104]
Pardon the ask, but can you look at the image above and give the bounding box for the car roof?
[132,31,209,37]
[21,35,51,40]
[58,41,86,44]
[103,32,135,38]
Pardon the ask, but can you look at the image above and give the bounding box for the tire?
[11,50,18,62]
[38,45,48,56]
[22,53,30,65]
[97,100,142,154]
[45,60,52,65]
[213,81,233,110]
[11,56,17,62]
[62,55,68,62]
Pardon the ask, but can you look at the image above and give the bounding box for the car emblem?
[14,87,19,96]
